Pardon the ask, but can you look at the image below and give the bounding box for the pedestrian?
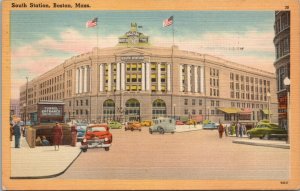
[70,125,77,147]
[13,121,22,148]
[239,123,243,137]
[41,136,50,146]
[224,124,228,136]
[218,123,224,139]
[236,122,240,137]
[52,122,63,151]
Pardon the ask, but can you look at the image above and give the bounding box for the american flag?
[163,16,173,27]
[86,17,98,28]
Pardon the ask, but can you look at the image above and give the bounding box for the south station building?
[20,23,278,125]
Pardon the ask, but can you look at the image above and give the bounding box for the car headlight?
[83,138,87,143]
[104,137,108,141]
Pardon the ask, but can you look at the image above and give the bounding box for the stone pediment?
[115,48,152,56]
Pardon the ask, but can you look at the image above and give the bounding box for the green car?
[108,121,122,129]
[246,123,287,140]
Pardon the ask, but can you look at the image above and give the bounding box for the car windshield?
[87,126,107,132]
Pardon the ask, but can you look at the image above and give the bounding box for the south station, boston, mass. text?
[11,2,91,8]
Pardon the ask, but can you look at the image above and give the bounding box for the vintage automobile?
[203,122,218,129]
[81,124,113,152]
[125,121,142,131]
[149,118,176,134]
[185,119,196,125]
[175,120,185,125]
[76,123,88,141]
[140,120,153,127]
[108,121,122,129]
[246,123,287,140]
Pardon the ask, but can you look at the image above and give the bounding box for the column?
[157,63,161,91]
[200,66,204,93]
[116,63,120,91]
[142,63,146,91]
[187,65,191,92]
[121,62,126,90]
[84,66,88,92]
[78,67,82,93]
[99,64,104,92]
[75,68,79,94]
[179,65,183,92]
[167,63,171,92]
[107,63,112,91]
[146,62,151,91]
[194,66,198,93]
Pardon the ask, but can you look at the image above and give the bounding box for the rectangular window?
[199,99,202,106]
[131,74,137,82]
[199,110,202,114]
[211,100,214,106]
[86,100,88,106]
[151,85,156,92]
[161,64,166,71]
[192,110,196,115]
[184,99,188,105]
[184,109,188,115]
[131,63,137,71]
[151,63,156,71]
[216,101,220,107]
[131,85,137,91]
[192,99,195,105]
[126,64,130,71]
[126,86,130,91]
[151,74,156,82]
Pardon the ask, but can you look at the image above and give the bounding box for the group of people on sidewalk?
[217,122,247,139]
[11,121,79,150]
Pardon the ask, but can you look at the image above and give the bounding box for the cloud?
[151,30,276,72]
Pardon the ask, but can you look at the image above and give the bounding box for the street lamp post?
[267,92,271,123]
[283,77,290,144]
[173,104,176,120]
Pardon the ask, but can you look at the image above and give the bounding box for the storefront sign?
[41,106,62,116]
[120,55,144,61]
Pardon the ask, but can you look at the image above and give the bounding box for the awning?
[218,107,241,114]
[239,108,253,114]
[262,109,272,115]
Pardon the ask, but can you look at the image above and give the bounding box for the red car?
[81,124,112,152]
[176,120,185,125]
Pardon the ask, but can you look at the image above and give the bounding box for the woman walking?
[218,123,224,139]
[52,122,63,151]
[70,125,77,147]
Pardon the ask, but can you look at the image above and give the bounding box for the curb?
[232,140,290,149]
[10,150,82,179]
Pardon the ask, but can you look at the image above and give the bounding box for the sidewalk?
[175,124,202,133]
[232,138,290,149]
[10,136,82,179]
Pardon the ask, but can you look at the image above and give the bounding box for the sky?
[11,11,276,100]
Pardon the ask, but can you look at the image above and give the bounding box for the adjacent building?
[273,11,290,129]
[19,23,278,125]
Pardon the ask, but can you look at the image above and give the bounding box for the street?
[55,128,289,180]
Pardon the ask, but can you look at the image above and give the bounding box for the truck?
[149,118,176,134]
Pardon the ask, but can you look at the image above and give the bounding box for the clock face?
[129,36,139,44]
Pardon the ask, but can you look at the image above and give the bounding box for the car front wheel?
[264,133,270,140]
[158,127,165,134]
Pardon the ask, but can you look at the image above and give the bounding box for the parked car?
[246,123,287,140]
[140,120,153,127]
[125,122,142,131]
[185,119,196,125]
[80,124,113,152]
[108,121,122,129]
[76,123,88,141]
[149,118,176,134]
[203,122,217,129]
[176,120,185,125]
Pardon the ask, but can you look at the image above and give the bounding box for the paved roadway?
[55,128,289,180]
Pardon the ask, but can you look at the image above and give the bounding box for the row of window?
[230,82,270,93]
[230,73,270,86]
[274,11,290,35]
[39,74,64,89]
[231,102,267,109]
[230,91,269,101]
[275,37,289,59]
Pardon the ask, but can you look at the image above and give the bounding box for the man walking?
[13,121,22,148]
[218,123,224,139]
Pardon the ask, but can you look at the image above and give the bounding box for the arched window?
[152,99,166,119]
[125,99,140,121]
[103,99,115,122]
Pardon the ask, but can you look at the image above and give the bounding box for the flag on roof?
[163,16,173,27]
[86,17,98,28]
